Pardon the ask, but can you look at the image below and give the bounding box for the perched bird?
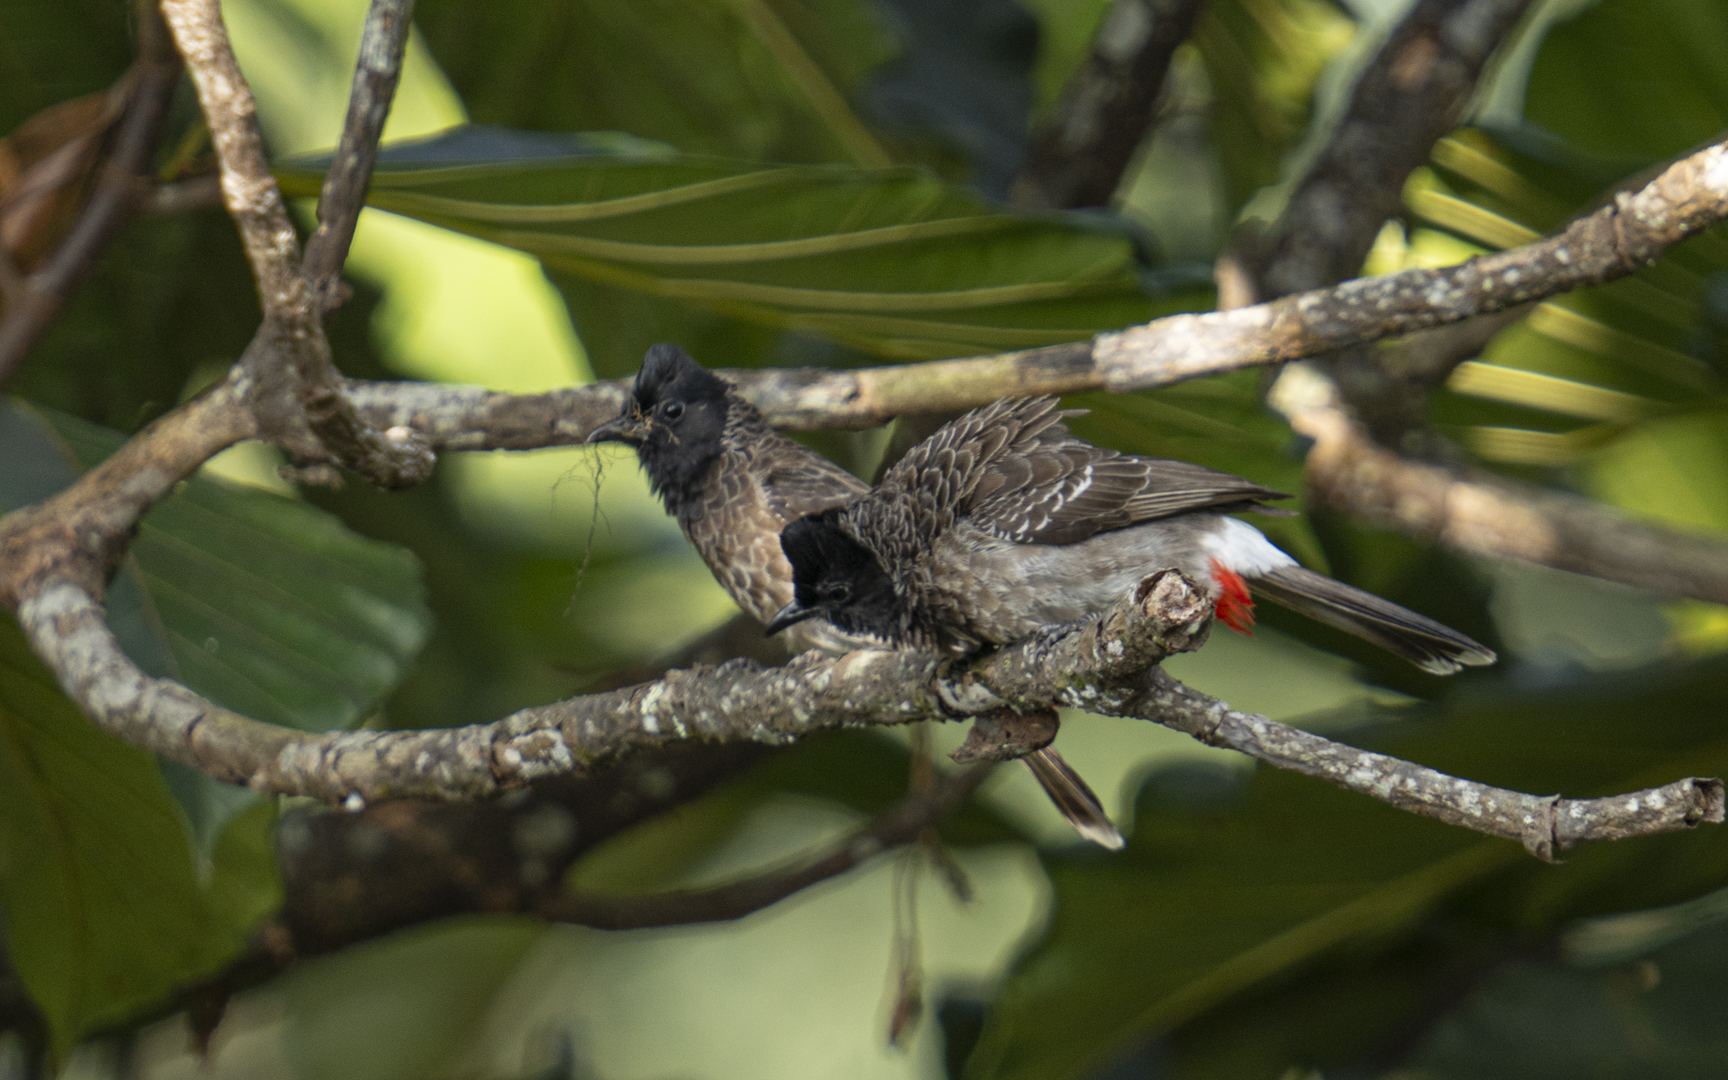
[771,396,1496,676]
[587,346,1125,848]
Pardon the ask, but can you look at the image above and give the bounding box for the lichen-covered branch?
[7,564,1716,859]
[4,572,1202,802]
[341,136,1728,441]
[1136,668,1723,860]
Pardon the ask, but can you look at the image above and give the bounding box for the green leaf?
[0,616,245,1061]
[0,402,431,854]
[284,917,543,1080]
[966,656,1728,1080]
[412,0,896,166]
[1196,0,1356,218]
[38,408,431,736]
[1405,909,1728,1078]
[276,135,1199,370]
[1524,0,1728,167]
[0,0,132,133]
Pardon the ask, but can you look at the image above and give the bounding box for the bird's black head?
[769,509,906,642]
[586,344,734,506]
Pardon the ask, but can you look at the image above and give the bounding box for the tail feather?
[1249,565,1496,676]
[1022,747,1124,850]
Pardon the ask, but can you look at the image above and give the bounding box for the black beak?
[586,413,648,446]
[765,600,819,637]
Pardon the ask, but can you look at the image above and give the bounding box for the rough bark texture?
[337,138,1728,438]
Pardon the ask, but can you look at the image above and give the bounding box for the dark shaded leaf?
[412,0,897,166]
[0,616,243,1059]
[968,655,1728,1080]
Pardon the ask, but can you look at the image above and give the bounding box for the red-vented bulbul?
[770,396,1496,675]
[587,346,1126,848]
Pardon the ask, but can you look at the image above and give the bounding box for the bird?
[586,345,1126,849]
[769,395,1496,676]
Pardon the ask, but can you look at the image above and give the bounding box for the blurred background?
[3,0,1728,1076]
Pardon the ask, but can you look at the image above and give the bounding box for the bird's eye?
[820,581,852,604]
[661,401,685,420]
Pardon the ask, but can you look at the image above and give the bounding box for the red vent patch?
[1209,558,1255,635]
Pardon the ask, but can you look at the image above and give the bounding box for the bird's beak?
[765,600,819,637]
[585,413,648,446]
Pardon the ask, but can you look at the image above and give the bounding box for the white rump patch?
[1198,517,1297,576]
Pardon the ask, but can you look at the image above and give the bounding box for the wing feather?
[880,396,1288,546]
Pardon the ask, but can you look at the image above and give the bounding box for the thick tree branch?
[1011,0,1206,211]
[0,6,181,389]
[339,137,1728,440]
[4,572,1201,802]
[1272,365,1728,604]
[7,565,1716,859]
[1258,0,1539,297]
[159,0,433,489]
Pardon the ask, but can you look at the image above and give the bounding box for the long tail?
[1022,747,1124,850]
[1248,565,1496,676]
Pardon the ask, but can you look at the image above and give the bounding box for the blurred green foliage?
[4,0,1728,1077]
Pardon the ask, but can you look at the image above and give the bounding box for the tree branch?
[337,136,1728,439]
[1011,0,1206,211]
[1136,668,1723,861]
[159,0,433,489]
[1257,0,1540,297]
[1238,0,1728,608]
[7,561,1716,860]
[1271,364,1728,604]
[300,0,415,305]
[0,6,181,390]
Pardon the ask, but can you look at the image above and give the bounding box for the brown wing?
[885,397,1288,546]
[752,428,869,524]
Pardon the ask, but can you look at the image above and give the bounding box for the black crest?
[634,343,732,412]
[780,509,906,642]
[624,344,735,508]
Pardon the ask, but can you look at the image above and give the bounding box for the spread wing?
[752,428,870,524]
[884,397,1288,545]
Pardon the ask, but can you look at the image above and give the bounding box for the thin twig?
[300,0,416,306]
[0,9,180,390]
[1012,0,1206,211]
[539,763,993,929]
[1138,669,1724,860]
